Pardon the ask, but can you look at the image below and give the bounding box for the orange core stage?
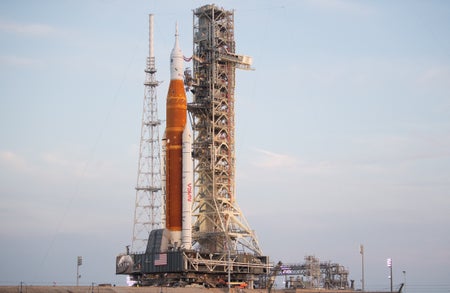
[165,79,187,233]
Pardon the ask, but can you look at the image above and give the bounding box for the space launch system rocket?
[162,25,193,250]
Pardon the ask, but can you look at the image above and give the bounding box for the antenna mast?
[131,14,163,252]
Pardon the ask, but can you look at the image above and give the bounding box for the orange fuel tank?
[165,26,187,245]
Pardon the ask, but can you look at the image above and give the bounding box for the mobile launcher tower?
[116,4,270,288]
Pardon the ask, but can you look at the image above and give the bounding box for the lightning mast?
[131,14,163,252]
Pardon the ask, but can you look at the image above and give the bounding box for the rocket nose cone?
[171,23,182,57]
[170,23,184,80]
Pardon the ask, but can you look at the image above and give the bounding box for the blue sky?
[1,0,449,291]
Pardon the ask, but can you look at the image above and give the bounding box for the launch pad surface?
[117,249,269,288]
[0,287,394,293]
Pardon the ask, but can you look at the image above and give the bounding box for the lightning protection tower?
[131,14,163,253]
[188,4,262,256]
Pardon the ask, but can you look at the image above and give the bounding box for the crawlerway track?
[0,286,394,293]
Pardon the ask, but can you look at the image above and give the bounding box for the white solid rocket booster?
[182,122,193,249]
[161,132,167,227]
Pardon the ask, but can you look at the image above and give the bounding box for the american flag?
[154,253,167,266]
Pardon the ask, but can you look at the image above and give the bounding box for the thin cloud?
[0,55,44,68]
[41,152,87,176]
[353,133,450,166]
[0,149,110,181]
[0,150,28,172]
[249,148,339,175]
[305,0,374,15]
[417,66,450,87]
[0,19,60,37]
[252,148,298,168]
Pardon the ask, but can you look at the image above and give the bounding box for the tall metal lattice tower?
[188,4,262,255]
[132,14,163,253]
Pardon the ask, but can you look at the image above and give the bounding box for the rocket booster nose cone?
[170,23,184,80]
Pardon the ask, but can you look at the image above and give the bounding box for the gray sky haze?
[1,1,449,292]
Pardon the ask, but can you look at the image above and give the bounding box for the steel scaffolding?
[279,256,350,290]
[188,4,260,256]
